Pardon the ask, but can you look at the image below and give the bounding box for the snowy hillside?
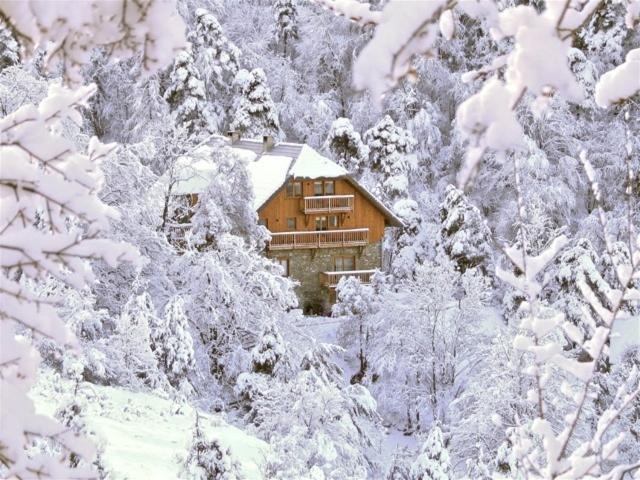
[31,371,268,480]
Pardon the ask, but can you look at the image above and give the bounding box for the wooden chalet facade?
[175,134,402,314]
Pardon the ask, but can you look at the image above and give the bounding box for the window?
[315,216,328,231]
[313,180,335,196]
[277,257,289,277]
[328,215,339,229]
[286,181,302,197]
[324,181,335,195]
[286,217,297,230]
[334,256,355,272]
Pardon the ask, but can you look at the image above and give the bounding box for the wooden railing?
[302,195,354,214]
[320,270,376,287]
[268,228,369,250]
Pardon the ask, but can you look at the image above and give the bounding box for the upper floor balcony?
[319,269,376,288]
[268,228,368,250]
[301,195,354,214]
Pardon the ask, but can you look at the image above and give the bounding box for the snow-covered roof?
[173,136,402,227]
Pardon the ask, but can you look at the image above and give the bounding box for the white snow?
[610,315,640,364]
[247,155,293,209]
[289,144,348,178]
[173,140,350,210]
[439,9,455,41]
[31,371,269,480]
[594,48,640,108]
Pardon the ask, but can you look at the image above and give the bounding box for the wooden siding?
[258,178,388,243]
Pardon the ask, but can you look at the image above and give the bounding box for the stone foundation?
[267,242,382,315]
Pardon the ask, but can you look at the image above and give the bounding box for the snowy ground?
[32,371,269,479]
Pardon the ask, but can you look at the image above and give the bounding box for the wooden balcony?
[301,195,354,214]
[320,270,377,288]
[268,228,369,250]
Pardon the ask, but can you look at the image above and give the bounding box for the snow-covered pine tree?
[548,237,631,370]
[230,68,281,140]
[363,115,416,204]
[251,323,286,376]
[183,413,243,480]
[273,0,298,57]
[155,296,196,390]
[111,293,164,388]
[188,7,241,123]
[389,198,429,281]
[0,18,19,71]
[164,50,216,136]
[439,184,493,274]
[409,425,451,480]
[324,117,369,174]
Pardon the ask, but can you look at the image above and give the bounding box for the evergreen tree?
[273,0,298,57]
[324,117,369,174]
[409,425,451,480]
[154,296,196,389]
[183,413,243,480]
[550,238,620,365]
[164,50,216,136]
[188,7,241,122]
[439,184,493,274]
[230,68,281,139]
[111,293,164,388]
[251,323,286,376]
[364,115,415,172]
[0,19,19,71]
[363,115,416,204]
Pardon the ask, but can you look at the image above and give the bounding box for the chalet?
[175,134,402,313]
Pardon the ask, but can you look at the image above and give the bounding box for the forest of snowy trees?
[0,0,639,479]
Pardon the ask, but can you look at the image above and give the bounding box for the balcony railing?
[302,195,354,214]
[268,228,368,250]
[320,270,377,287]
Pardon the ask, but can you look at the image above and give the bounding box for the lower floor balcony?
[268,228,369,250]
[319,269,376,288]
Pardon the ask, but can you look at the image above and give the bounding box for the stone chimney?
[262,135,274,152]
[226,130,240,143]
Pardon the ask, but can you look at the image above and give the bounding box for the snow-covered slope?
[32,371,268,479]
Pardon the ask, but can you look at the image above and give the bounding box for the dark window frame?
[334,255,355,272]
[286,181,303,197]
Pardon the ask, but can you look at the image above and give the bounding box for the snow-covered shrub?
[250,323,286,376]
[183,414,243,480]
[409,425,451,480]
